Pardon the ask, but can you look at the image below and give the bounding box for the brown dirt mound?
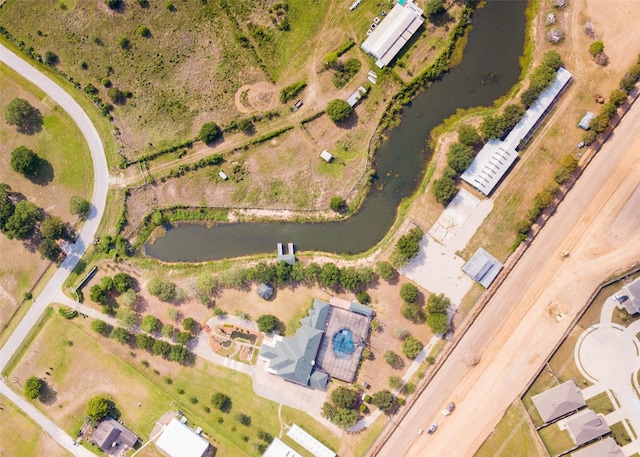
[234,81,278,113]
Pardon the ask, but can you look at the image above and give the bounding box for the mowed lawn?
[0,62,92,329]
[0,393,71,457]
[8,312,337,456]
[474,401,543,457]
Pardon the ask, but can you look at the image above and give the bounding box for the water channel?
[146,0,527,262]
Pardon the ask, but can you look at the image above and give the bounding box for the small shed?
[218,171,228,180]
[578,111,596,130]
[257,283,274,300]
[320,150,333,162]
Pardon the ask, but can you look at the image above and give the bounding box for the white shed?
[218,171,228,180]
[320,150,333,162]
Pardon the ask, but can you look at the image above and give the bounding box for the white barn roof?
[287,424,336,457]
[262,438,302,457]
[361,1,424,68]
[156,418,209,457]
[462,67,572,196]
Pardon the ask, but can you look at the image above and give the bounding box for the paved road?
[375,95,640,456]
[0,44,109,455]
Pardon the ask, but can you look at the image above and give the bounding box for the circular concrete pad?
[576,325,638,384]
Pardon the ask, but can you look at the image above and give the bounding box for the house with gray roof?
[90,417,138,456]
[532,380,586,423]
[614,276,640,315]
[259,299,330,389]
[571,437,624,457]
[565,410,610,446]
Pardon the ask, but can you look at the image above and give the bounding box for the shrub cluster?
[280,80,306,103]
[391,227,424,267]
[321,387,360,429]
[333,58,361,88]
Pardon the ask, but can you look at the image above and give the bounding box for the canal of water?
[146,0,528,262]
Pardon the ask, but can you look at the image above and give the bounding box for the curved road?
[0,44,109,456]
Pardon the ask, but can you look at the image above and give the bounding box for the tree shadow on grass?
[38,381,58,406]
[28,157,54,186]
[16,108,43,135]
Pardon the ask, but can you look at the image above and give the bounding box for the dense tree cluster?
[322,386,360,429]
[431,166,458,205]
[326,99,352,123]
[426,293,451,334]
[391,227,424,267]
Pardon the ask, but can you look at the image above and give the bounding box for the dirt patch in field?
[234,81,279,113]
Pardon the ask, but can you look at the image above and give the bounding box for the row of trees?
[582,56,640,145]
[431,51,563,206]
[91,317,191,363]
[197,259,394,295]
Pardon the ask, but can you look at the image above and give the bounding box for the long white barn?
[361,0,424,68]
[461,67,572,196]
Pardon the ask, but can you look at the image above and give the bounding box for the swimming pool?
[333,328,355,359]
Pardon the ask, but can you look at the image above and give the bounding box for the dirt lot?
[0,63,92,330]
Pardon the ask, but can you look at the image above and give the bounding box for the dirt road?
[374,93,640,456]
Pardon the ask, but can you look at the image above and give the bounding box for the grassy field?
[0,61,93,331]
[538,423,575,456]
[0,393,71,457]
[474,401,542,457]
[585,391,615,415]
[611,421,633,447]
[7,311,342,456]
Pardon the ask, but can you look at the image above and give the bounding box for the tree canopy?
[147,278,178,302]
[38,238,61,261]
[24,376,43,400]
[402,336,423,359]
[446,142,474,173]
[427,312,450,334]
[331,387,358,409]
[479,115,506,140]
[69,196,91,220]
[211,392,231,411]
[5,98,41,133]
[371,390,396,413]
[141,315,160,333]
[113,272,134,293]
[427,293,450,314]
[391,227,424,267]
[431,167,458,205]
[457,124,480,146]
[326,99,352,122]
[11,146,40,177]
[399,283,419,303]
[3,201,42,240]
[86,396,114,422]
[0,183,15,229]
[40,215,65,240]
[256,314,279,333]
[200,122,221,144]
[329,196,347,212]
[589,40,604,57]
[320,263,341,288]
